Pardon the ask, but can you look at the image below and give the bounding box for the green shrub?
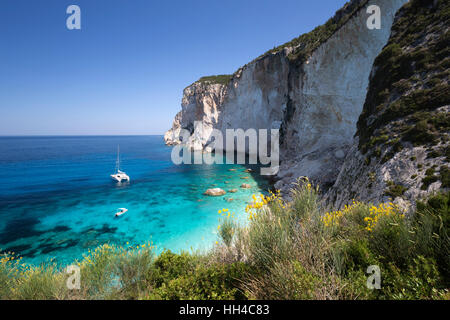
[415,192,450,284]
[334,239,377,276]
[251,261,323,300]
[379,256,446,300]
[368,212,412,268]
[150,250,197,287]
[112,246,155,299]
[218,217,237,247]
[10,264,65,300]
[147,262,250,300]
[385,181,408,198]
[440,166,450,188]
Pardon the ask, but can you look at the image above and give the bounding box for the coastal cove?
[0,135,269,266]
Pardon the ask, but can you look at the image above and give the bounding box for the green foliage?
[415,192,450,284]
[244,202,293,272]
[197,75,233,86]
[440,166,450,188]
[421,167,440,190]
[112,247,154,298]
[333,239,377,276]
[357,0,450,155]
[368,213,413,268]
[385,181,408,198]
[257,261,323,300]
[9,264,65,300]
[378,257,445,300]
[146,262,250,300]
[218,218,236,247]
[403,120,437,146]
[150,250,197,287]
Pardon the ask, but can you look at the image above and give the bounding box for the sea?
[0,136,269,266]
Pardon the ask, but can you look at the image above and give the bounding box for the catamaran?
[110,145,130,182]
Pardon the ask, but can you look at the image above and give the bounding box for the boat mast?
[116,145,120,173]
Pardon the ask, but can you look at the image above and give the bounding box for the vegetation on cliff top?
[196,74,233,86]
[260,0,370,63]
[1,179,449,300]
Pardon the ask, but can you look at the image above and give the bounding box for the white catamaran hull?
[110,172,130,182]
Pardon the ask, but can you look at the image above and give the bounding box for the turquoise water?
[0,136,269,266]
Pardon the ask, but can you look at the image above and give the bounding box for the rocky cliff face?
[276,0,407,190]
[164,81,228,150]
[325,0,450,212]
[165,0,449,209]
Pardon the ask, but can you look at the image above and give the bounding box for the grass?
[1,179,449,300]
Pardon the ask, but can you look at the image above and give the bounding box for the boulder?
[203,188,227,196]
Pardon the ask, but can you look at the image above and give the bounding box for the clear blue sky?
[0,0,348,135]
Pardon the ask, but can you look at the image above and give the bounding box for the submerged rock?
[204,188,227,196]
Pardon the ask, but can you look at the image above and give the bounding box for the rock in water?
[203,188,227,196]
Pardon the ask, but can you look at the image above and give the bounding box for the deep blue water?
[0,136,268,265]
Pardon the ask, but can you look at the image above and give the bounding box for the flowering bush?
[364,203,405,232]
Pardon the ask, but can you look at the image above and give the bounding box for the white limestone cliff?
[165,0,408,196]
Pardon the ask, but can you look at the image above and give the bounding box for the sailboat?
[110,145,130,182]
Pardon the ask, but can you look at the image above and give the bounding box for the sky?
[0,0,348,135]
